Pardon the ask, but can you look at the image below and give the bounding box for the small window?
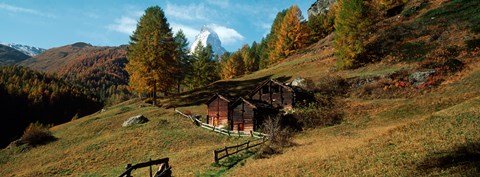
[262,86,269,94]
[272,85,280,93]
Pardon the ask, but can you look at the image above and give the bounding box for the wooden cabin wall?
[231,102,255,133]
[251,83,294,109]
[207,97,229,128]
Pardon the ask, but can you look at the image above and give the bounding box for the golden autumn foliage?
[126,6,178,103]
[270,5,310,65]
[334,0,371,69]
[221,52,245,79]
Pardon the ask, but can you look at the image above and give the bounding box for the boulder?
[291,77,308,88]
[122,115,149,127]
[408,70,436,86]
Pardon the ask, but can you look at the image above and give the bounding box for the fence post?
[125,164,132,177]
[225,146,228,156]
[149,158,152,177]
[214,150,219,163]
[246,141,250,149]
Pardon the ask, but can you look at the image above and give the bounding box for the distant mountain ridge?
[0,44,30,66]
[190,26,227,56]
[20,42,130,100]
[0,42,46,57]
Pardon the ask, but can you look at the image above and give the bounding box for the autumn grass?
[2,1,480,176]
[0,99,250,176]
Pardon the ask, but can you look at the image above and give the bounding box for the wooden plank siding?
[206,94,231,129]
[231,100,255,133]
[249,79,295,110]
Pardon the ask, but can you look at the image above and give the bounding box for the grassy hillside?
[0,100,252,176]
[1,0,480,176]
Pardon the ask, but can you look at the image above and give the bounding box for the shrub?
[465,38,480,51]
[313,75,349,97]
[399,42,433,62]
[401,2,429,17]
[21,122,56,147]
[262,116,292,147]
[293,103,343,129]
[253,144,278,159]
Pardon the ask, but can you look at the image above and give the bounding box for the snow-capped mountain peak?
[189,26,227,56]
[0,42,46,57]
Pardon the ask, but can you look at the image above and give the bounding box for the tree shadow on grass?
[417,142,480,176]
[164,75,292,108]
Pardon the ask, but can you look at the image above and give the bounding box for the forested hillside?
[0,66,102,147]
[20,43,130,104]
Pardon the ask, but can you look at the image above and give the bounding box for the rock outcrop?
[308,0,337,17]
[122,115,149,127]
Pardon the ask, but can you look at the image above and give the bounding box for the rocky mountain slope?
[0,44,30,66]
[0,42,46,57]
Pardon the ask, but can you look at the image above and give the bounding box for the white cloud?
[107,11,142,35]
[0,3,56,18]
[165,2,211,21]
[207,24,244,45]
[170,23,200,45]
[107,16,137,34]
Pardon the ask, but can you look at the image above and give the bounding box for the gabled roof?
[231,97,275,110]
[205,93,233,105]
[248,79,294,97]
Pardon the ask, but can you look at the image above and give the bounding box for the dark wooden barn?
[230,97,276,134]
[249,79,297,110]
[205,94,232,128]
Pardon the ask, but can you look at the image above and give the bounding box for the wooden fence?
[175,109,269,139]
[118,158,171,177]
[213,138,267,163]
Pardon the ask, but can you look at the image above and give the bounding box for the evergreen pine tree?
[187,43,220,89]
[174,30,191,93]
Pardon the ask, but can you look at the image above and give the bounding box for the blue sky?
[0,0,313,52]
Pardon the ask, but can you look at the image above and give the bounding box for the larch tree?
[271,5,309,64]
[267,9,288,65]
[126,6,178,106]
[334,0,370,69]
[241,44,257,74]
[221,51,245,79]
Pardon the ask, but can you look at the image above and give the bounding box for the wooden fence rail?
[175,109,269,139]
[213,138,267,163]
[118,158,171,177]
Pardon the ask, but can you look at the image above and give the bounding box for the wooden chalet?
[205,94,233,128]
[249,79,297,110]
[230,98,276,133]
